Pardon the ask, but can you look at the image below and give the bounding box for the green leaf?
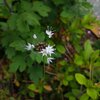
[9,61,19,73]
[30,51,36,61]
[7,14,18,30]
[74,54,84,66]
[80,93,89,100]
[84,40,93,60]
[60,10,73,23]
[6,47,16,59]
[29,66,43,84]
[52,0,65,5]
[9,55,26,72]
[16,16,30,32]
[75,73,87,85]
[87,88,98,99]
[56,45,66,54]
[28,84,36,91]
[91,50,100,62]
[10,39,25,52]
[94,61,100,67]
[32,1,51,17]
[22,12,40,26]
[36,53,43,63]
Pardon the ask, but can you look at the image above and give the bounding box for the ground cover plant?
[0,0,100,100]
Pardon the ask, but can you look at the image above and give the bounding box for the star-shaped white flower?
[45,45,55,56]
[25,43,35,51]
[33,34,37,39]
[40,45,55,56]
[47,57,54,64]
[45,26,54,38]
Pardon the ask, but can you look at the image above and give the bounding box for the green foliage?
[0,0,100,99]
[75,73,87,85]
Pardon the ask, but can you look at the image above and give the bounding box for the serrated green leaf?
[7,14,18,30]
[56,45,66,54]
[10,39,25,51]
[32,1,51,17]
[9,55,26,72]
[29,66,43,84]
[87,88,98,99]
[22,12,40,26]
[16,16,30,32]
[30,51,36,61]
[9,61,19,73]
[75,73,87,85]
[5,47,16,59]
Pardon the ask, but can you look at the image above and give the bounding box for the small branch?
[45,71,57,76]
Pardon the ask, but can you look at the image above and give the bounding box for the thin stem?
[3,0,12,13]
[89,64,93,80]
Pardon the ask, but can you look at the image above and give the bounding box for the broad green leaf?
[28,84,36,91]
[74,54,84,66]
[56,45,66,54]
[32,1,51,17]
[87,88,98,99]
[80,93,89,100]
[91,50,100,62]
[84,40,93,60]
[75,73,87,85]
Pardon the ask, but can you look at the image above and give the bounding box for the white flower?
[40,49,48,56]
[47,57,54,64]
[45,45,55,56]
[46,27,54,38]
[25,43,35,51]
[40,45,55,56]
[33,34,37,39]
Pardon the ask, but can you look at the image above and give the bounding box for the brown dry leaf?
[91,24,100,38]
[95,82,100,88]
[44,85,52,92]
[14,79,20,87]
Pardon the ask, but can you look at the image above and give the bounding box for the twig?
[45,71,57,76]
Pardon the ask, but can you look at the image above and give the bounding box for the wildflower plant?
[0,0,100,99]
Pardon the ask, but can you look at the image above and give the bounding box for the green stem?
[89,64,92,80]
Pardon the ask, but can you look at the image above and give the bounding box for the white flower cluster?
[25,27,55,64]
[40,45,55,64]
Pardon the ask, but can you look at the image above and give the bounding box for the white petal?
[33,34,37,39]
